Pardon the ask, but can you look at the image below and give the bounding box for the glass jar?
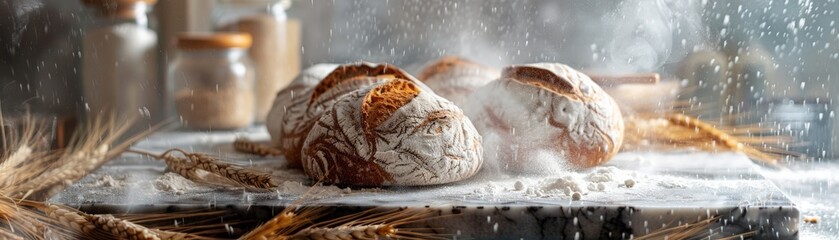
[170,33,256,130]
[81,0,163,132]
[213,0,301,123]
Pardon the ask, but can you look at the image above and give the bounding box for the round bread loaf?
[417,56,500,108]
[267,64,339,148]
[302,79,483,186]
[277,62,429,168]
[464,63,624,173]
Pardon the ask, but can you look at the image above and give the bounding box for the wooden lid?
[176,33,253,49]
[82,0,157,6]
[82,0,156,18]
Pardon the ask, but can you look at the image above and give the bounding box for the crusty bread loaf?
[302,79,483,186]
[277,62,430,168]
[417,56,500,108]
[267,64,338,148]
[464,63,624,173]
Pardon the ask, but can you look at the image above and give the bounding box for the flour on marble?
[470,165,649,201]
[86,174,126,188]
[154,172,214,195]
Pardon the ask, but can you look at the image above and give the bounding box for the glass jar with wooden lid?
[213,0,301,123]
[170,33,257,130]
[81,0,163,135]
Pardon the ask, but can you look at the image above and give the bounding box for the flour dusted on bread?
[418,56,500,108]
[302,79,483,186]
[276,62,430,168]
[267,64,338,147]
[464,63,624,173]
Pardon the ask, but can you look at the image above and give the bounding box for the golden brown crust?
[417,56,485,81]
[502,65,579,99]
[361,79,421,141]
[311,63,414,104]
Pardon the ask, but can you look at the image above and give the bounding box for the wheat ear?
[187,153,276,188]
[624,114,787,166]
[89,214,162,240]
[11,144,109,199]
[665,113,782,165]
[0,228,23,240]
[287,224,398,240]
[42,204,97,234]
[241,207,327,240]
[233,138,283,157]
[160,154,201,182]
[129,149,277,189]
[285,208,445,240]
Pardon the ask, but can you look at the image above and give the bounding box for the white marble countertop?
[49,126,807,239]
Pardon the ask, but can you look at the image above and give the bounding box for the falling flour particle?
[571,192,582,201]
[624,179,636,188]
[514,180,526,191]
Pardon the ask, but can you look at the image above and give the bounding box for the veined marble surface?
[51,126,799,239]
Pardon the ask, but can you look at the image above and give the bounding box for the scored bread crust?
[417,56,500,108]
[267,64,339,148]
[278,62,430,168]
[464,63,624,172]
[302,79,483,186]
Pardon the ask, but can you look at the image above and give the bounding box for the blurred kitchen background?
[1,0,838,159]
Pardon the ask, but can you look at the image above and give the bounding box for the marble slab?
[50,127,799,239]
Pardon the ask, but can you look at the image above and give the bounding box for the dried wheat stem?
[42,204,97,234]
[240,212,297,240]
[233,138,283,157]
[665,114,743,151]
[0,145,32,173]
[128,149,277,189]
[0,229,23,240]
[287,224,396,240]
[153,230,196,240]
[188,153,276,189]
[89,214,162,240]
[13,144,110,199]
[161,155,201,181]
[665,113,781,165]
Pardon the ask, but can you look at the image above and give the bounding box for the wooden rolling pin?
[585,72,660,87]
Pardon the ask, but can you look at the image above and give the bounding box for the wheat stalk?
[90,214,163,240]
[240,212,299,240]
[188,153,276,188]
[0,228,23,240]
[241,206,329,240]
[278,208,444,240]
[0,145,32,174]
[286,224,398,240]
[42,204,97,234]
[623,113,793,166]
[129,148,277,189]
[11,144,110,199]
[0,114,218,239]
[233,138,283,157]
[635,215,755,240]
[161,154,201,182]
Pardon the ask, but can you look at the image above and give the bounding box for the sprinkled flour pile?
[471,166,641,200]
[142,153,701,202]
[85,174,126,188]
[154,172,214,195]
